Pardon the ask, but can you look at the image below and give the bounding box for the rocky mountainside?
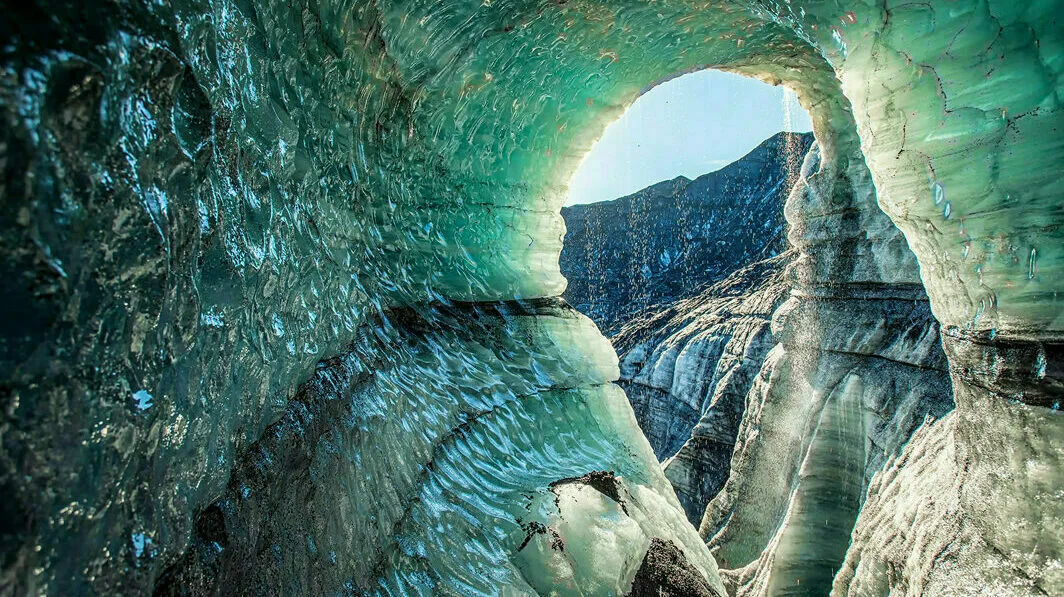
[560,131,813,334]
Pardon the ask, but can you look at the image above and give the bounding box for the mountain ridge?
[559,130,814,334]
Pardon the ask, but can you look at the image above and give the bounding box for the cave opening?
[556,67,822,531]
[559,69,814,333]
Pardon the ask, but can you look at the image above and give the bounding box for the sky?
[565,70,813,206]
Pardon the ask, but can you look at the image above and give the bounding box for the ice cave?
[0,0,1062,595]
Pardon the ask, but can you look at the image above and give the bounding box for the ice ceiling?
[0,0,1061,595]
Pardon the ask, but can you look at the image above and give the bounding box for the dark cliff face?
[559,131,813,335]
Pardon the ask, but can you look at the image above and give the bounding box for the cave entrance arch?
[559,68,813,334]
[555,67,821,522]
[546,55,954,593]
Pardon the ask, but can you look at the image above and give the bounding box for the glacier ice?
[0,0,1062,594]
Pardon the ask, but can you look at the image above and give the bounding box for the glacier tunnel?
[0,0,1061,595]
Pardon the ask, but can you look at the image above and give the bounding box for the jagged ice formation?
[1,0,1062,595]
